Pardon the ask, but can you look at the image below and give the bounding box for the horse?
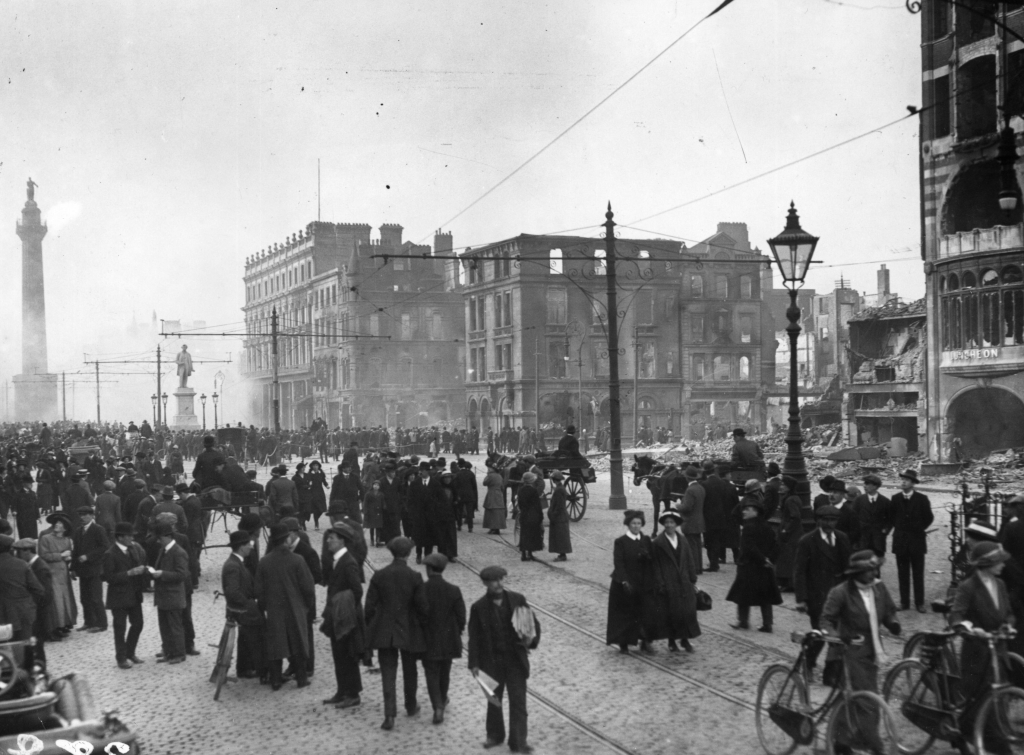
[630,454,671,535]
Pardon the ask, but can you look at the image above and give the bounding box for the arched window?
[1003,266,1023,284]
[982,269,999,286]
[949,273,959,290]
[963,271,977,288]
[691,275,704,298]
[739,356,750,381]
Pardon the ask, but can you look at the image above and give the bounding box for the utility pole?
[534,336,541,431]
[156,345,162,426]
[62,372,66,421]
[272,308,281,435]
[95,361,100,424]
[633,326,640,446]
[603,203,627,510]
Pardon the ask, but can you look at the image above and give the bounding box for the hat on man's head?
[134,479,147,489]
[267,523,291,548]
[829,480,847,494]
[684,466,701,480]
[77,505,95,515]
[238,512,263,534]
[899,469,920,484]
[386,536,414,558]
[280,517,301,533]
[818,475,836,492]
[327,502,347,518]
[161,486,175,499]
[863,474,883,487]
[746,478,764,492]
[418,461,431,471]
[732,428,747,436]
[326,522,357,542]
[969,541,1011,569]
[522,472,537,484]
[203,435,216,447]
[767,461,782,477]
[103,480,116,490]
[479,565,508,582]
[845,550,883,576]
[229,530,252,550]
[13,538,37,552]
[816,505,841,520]
[566,425,576,435]
[422,553,448,572]
[965,521,999,542]
[549,470,564,482]
[523,455,537,464]
[114,522,134,537]
[658,510,683,525]
[0,534,15,552]
[153,522,175,538]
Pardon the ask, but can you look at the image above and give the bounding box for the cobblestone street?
[40,456,976,755]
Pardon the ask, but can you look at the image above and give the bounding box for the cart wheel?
[566,479,588,522]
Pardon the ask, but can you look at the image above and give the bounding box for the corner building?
[920,1,1024,459]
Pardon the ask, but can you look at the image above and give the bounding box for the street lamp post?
[200,393,207,431]
[161,393,168,428]
[212,392,219,430]
[767,202,820,509]
[151,394,158,427]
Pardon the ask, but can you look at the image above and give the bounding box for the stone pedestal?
[170,387,201,430]
[13,373,58,421]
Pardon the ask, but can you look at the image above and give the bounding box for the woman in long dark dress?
[307,460,329,531]
[726,499,782,632]
[606,509,654,653]
[547,472,572,561]
[774,476,805,592]
[517,473,545,562]
[650,510,700,652]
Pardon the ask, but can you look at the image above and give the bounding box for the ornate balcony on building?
[939,222,1023,259]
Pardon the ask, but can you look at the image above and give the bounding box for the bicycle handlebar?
[790,630,864,646]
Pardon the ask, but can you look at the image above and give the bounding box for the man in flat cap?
[365,536,429,731]
[72,505,109,633]
[222,530,265,681]
[13,537,52,668]
[469,565,541,753]
[103,522,148,669]
[422,553,466,724]
[793,505,851,676]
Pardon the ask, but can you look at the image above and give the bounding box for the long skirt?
[482,505,507,530]
[50,562,78,628]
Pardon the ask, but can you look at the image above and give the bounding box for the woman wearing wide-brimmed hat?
[951,541,1015,752]
[726,499,782,633]
[39,511,77,635]
[649,510,700,652]
[606,510,655,654]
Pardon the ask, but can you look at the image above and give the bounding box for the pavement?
[33,452,989,755]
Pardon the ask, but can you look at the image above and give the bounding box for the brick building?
[919,1,1024,458]
[460,223,775,441]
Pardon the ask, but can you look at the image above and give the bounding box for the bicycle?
[209,591,242,701]
[883,626,1024,755]
[756,629,899,755]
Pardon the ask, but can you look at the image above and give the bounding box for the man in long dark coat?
[14,537,53,668]
[329,463,364,523]
[890,469,933,612]
[13,474,40,540]
[221,530,265,680]
[255,523,316,690]
[421,553,465,724]
[700,460,738,569]
[102,522,148,669]
[854,473,892,558]
[72,506,110,632]
[793,505,850,674]
[453,459,478,532]
[321,523,364,709]
[0,534,45,643]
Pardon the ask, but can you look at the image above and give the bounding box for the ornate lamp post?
[999,125,1020,213]
[212,392,219,430]
[151,394,158,427]
[767,202,820,507]
[161,393,168,428]
[200,393,207,431]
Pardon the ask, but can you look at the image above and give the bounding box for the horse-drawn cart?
[532,456,595,522]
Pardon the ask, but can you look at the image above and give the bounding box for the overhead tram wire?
[424,0,741,239]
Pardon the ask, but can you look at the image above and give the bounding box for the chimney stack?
[877,264,891,301]
[434,229,453,255]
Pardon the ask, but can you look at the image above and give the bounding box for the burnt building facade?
[241,223,463,430]
[920,1,1024,459]
[460,223,775,441]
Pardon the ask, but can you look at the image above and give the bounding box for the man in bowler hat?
[152,521,190,664]
[103,522,148,669]
[221,530,265,680]
[421,553,466,724]
[72,505,109,632]
[890,469,933,612]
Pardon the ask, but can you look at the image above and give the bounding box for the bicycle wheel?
[211,622,236,701]
[973,686,1024,755]
[1007,653,1024,689]
[881,659,938,755]
[902,632,927,660]
[755,663,809,755]
[825,690,899,755]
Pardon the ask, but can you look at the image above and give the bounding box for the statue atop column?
[176,345,194,388]
[27,178,37,202]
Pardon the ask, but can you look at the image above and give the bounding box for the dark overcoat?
[423,573,466,660]
[775,494,807,582]
[321,550,364,654]
[467,589,540,681]
[854,492,892,555]
[517,485,545,553]
[606,533,656,646]
[547,486,572,554]
[726,518,783,607]
[890,490,934,557]
[793,529,851,620]
[29,556,57,636]
[153,541,190,611]
[822,579,900,692]
[362,490,385,530]
[0,551,44,636]
[364,559,428,652]
[255,545,316,660]
[950,571,1015,704]
[103,542,148,610]
[72,522,110,579]
[220,553,263,627]
[405,478,433,548]
[649,532,700,640]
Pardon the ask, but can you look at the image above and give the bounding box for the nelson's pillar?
[13,178,58,420]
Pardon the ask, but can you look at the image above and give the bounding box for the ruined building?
[920,1,1024,458]
[241,223,463,429]
[845,298,927,453]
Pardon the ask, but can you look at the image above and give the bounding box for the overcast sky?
[0,0,920,422]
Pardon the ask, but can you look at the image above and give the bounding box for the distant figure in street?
[468,565,541,753]
[0,534,45,644]
[649,511,699,653]
[730,428,764,475]
[482,460,507,535]
[151,521,190,664]
[421,553,466,725]
[556,425,582,460]
[191,435,227,490]
[517,473,544,562]
[14,538,53,669]
[726,499,781,633]
[321,523,364,710]
[546,471,572,562]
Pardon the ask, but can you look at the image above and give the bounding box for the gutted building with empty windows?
[460,223,776,440]
[920,1,1024,458]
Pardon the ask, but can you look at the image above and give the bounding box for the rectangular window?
[926,0,949,41]
[639,342,656,378]
[691,275,704,298]
[470,349,478,382]
[549,249,563,275]
[591,299,606,325]
[716,274,729,299]
[740,276,753,299]
[478,298,486,331]
[394,258,408,271]
[713,356,731,381]
[594,249,607,276]
[504,344,512,372]
[431,310,443,340]
[548,341,567,377]
[691,314,705,343]
[469,299,477,331]
[929,75,951,139]
[664,293,675,319]
[401,313,411,340]
[369,314,380,337]
[546,288,567,324]
[740,315,753,343]
[635,290,653,325]
[693,355,705,381]
[595,349,609,377]
[479,347,486,378]
[495,344,504,370]
[504,292,512,327]
[495,294,503,327]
